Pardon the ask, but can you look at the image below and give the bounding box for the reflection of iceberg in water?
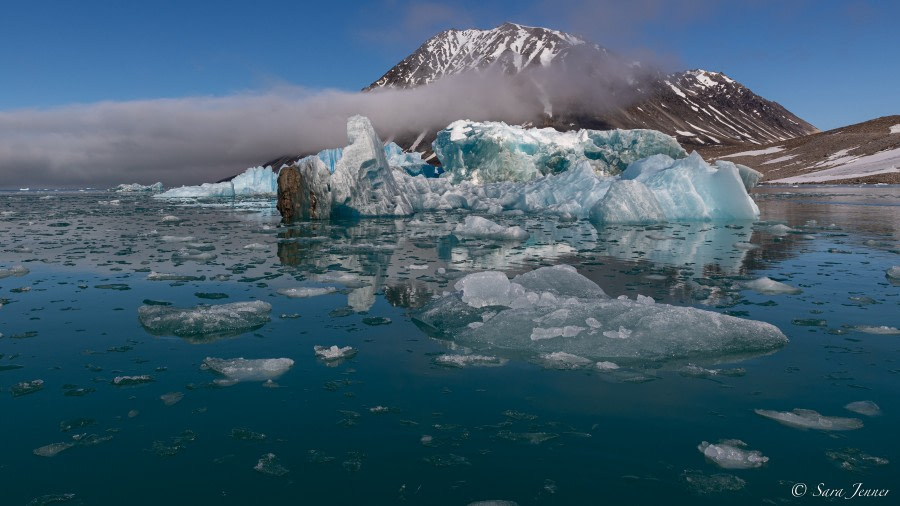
[597,223,754,274]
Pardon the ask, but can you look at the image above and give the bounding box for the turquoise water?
[1,187,897,505]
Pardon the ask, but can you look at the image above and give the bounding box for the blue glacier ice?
[432,120,687,184]
[413,265,788,365]
[309,142,435,177]
[273,116,759,222]
[156,166,277,198]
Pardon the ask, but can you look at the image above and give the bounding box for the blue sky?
[1,0,898,188]
[1,0,897,130]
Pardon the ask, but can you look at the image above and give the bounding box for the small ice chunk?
[454,271,527,309]
[0,265,29,279]
[603,326,633,339]
[203,357,294,386]
[313,345,357,361]
[254,453,289,476]
[146,272,206,282]
[11,379,44,397]
[160,392,184,406]
[742,277,802,295]
[33,442,75,457]
[698,440,769,469]
[467,501,520,506]
[754,408,863,430]
[538,352,593,369]
[277,287,338,298]
[886,266,900,279]
[434,354,507,368]
[595,361,620,371]
[681,470,746,494]
[826,447,890,473]
[138,301,272,340]
[530,326,585,341]
[454,216,529,241]
[112,375,154,386]
[844,400,881,417]
[854,325,900,335]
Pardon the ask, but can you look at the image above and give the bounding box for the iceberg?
[138,301,272,341]
[433,120,686,183]
[156,166,276,198]
[413,265,787,365]
[276,116,761,223]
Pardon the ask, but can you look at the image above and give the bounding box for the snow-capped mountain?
[367,23,817,148]
[366,22,596,90]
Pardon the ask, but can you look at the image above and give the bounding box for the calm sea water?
[0,186,897,505]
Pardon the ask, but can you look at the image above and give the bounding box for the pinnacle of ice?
[330,115,413,217]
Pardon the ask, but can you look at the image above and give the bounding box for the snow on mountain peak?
[366,22,590,90]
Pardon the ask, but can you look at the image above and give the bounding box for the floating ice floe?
[698,440,769,469]
[741,277,802,295]
[453,216,529,241]
[112,375,154,386]
[138,301,272,341]
[434,120,686,183]
[826,448,890,473]
[277,287,338,298]
[109,182,164,193]
[202,357,294,386]
[537,352,593,369]
[414,265,787,365]
[681,470,746,494]
[433,354,508,368]
[156,166,276,198]
[754,408,863,431]
[844,400,881,417]
[255,453,289,476]
[886,266,900,280]
[314,345,357,361]
[0,265,29,279]
[854,325,900,335]
[10,379,44,397]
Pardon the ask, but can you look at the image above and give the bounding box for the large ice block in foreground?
[433,120,686,184]
[413,265,787,365]
[138,301,272,342]
[156,166,277,198]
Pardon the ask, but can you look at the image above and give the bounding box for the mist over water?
[0,56,655,189]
